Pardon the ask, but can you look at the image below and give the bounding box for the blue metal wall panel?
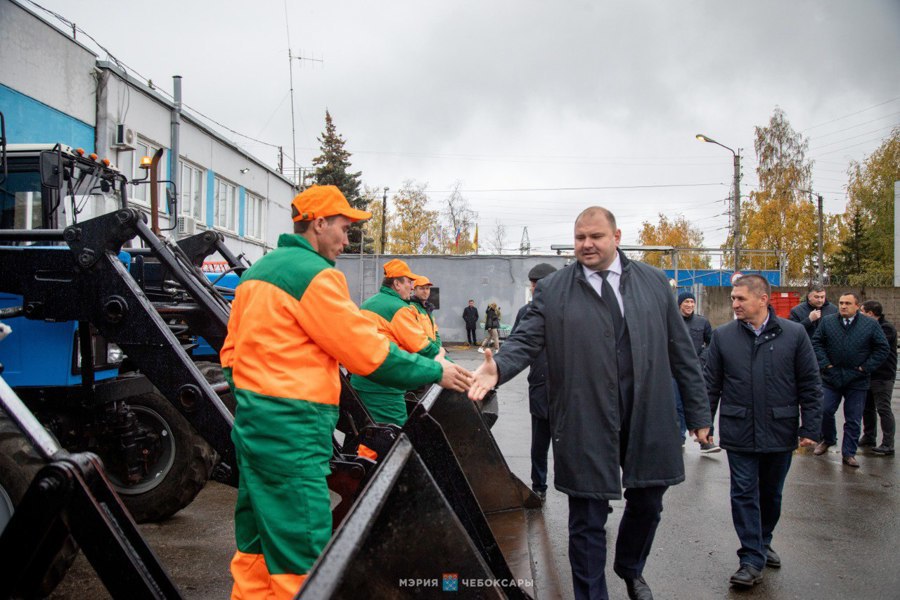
[0,84,94,151]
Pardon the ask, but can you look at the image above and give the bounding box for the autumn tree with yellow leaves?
[386,181,442,254]
[735,108,824,282]
[637,213,710,269]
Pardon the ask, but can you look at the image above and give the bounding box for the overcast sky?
[25,0,900,256]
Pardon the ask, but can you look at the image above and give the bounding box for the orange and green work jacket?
[350,286,442,425]
[220,234,443,598]
[411,298,441,346]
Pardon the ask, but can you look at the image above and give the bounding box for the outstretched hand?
[798,437,816,447]
[468,348,499,401]
[436,348,474,392]
[691,427,711,445]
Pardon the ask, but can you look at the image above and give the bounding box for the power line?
[424,182,725,194]
[802,96,900,132]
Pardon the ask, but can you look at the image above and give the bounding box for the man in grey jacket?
[705,274,821,589]
[469,207,711,600]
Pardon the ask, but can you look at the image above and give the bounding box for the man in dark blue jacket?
[859,300,896,456]
[705,274,822,589]
[512,262,558,503]
[789,284,837,338]
[812,292,890,468]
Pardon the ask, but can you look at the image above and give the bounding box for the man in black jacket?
[859,300,896,456]
[469,207,711,600]
[789,284,837,338]
[676,291,715,451]
[812,292,890,468]
[705,274,821,589]
[512,263,557,503]
[462,300,479,345]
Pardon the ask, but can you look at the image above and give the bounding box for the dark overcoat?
[704,307,823,452]
[494,251,710,499]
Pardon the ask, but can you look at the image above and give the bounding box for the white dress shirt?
[582,254,624,317]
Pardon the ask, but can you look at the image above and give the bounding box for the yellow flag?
[473,224,479,251]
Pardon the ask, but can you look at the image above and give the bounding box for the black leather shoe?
[858,437,877,447]
[842,454,860,468]
[730,564,763,587]
[765,545,781,568]
[871,445,895,455]
[624,575,653,600]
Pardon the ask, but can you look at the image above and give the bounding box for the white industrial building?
[0,0,295,261]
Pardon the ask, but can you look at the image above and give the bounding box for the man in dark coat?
[859,300,896,456]
[675,291,715,451]
[789,284,837,338]
[704,274,822,589]
[512,262,558,503]
[469,207,711,600]
[462,299,479,345]
[812,292,890,468]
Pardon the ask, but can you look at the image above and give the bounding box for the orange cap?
[291,185,371,222]
[413,276,432,288]
[383,259,418,280]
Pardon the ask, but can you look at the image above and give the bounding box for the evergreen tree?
[310,110,369,253]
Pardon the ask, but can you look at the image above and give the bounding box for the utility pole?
[287,49,323,187]
[519,227,531,255]
[816,193,824,283]
[380,187,389,253]
[733,150,741,272]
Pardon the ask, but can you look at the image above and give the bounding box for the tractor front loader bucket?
[333,383,561,598]
[301,436,507,599]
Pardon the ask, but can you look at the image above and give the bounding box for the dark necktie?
[599,270,624,339]
[844,318,851,327]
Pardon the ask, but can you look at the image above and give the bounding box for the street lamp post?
[380,186,389,254]
[797,189,825,284]
[696,134,741,272]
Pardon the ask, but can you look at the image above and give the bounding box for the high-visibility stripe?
[229,551,307,600]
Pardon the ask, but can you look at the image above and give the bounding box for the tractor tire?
[0,413,79,597]
[104,392,217,523]
[195,360,236,414]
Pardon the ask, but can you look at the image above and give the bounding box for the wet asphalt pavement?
[50,346,899,599]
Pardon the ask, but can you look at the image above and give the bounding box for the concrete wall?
[335,253,900,339]
[336,254,574,343]
[701,285,900,328]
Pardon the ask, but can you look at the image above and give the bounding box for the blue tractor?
[0,131,239,526]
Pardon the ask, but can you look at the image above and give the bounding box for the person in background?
[675,291,716,453]
[789,284,837,338]
[812,292,890,468]
[859,300,896,456]
[411,276,440,345]
[350,259,445,426]
[479,302,501,354]
[463,299,479,346]
[512,262,558,503]
[704,274,821,589]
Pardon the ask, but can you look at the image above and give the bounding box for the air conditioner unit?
[113,123,137,150]
[177,215,198,235]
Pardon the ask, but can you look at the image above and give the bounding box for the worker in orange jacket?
[221,185,472,599]
[350,259,442,425]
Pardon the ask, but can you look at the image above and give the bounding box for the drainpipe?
[171,75,182,237]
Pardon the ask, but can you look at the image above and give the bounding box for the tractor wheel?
[104,392,217,523]
[0,413,79,597]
